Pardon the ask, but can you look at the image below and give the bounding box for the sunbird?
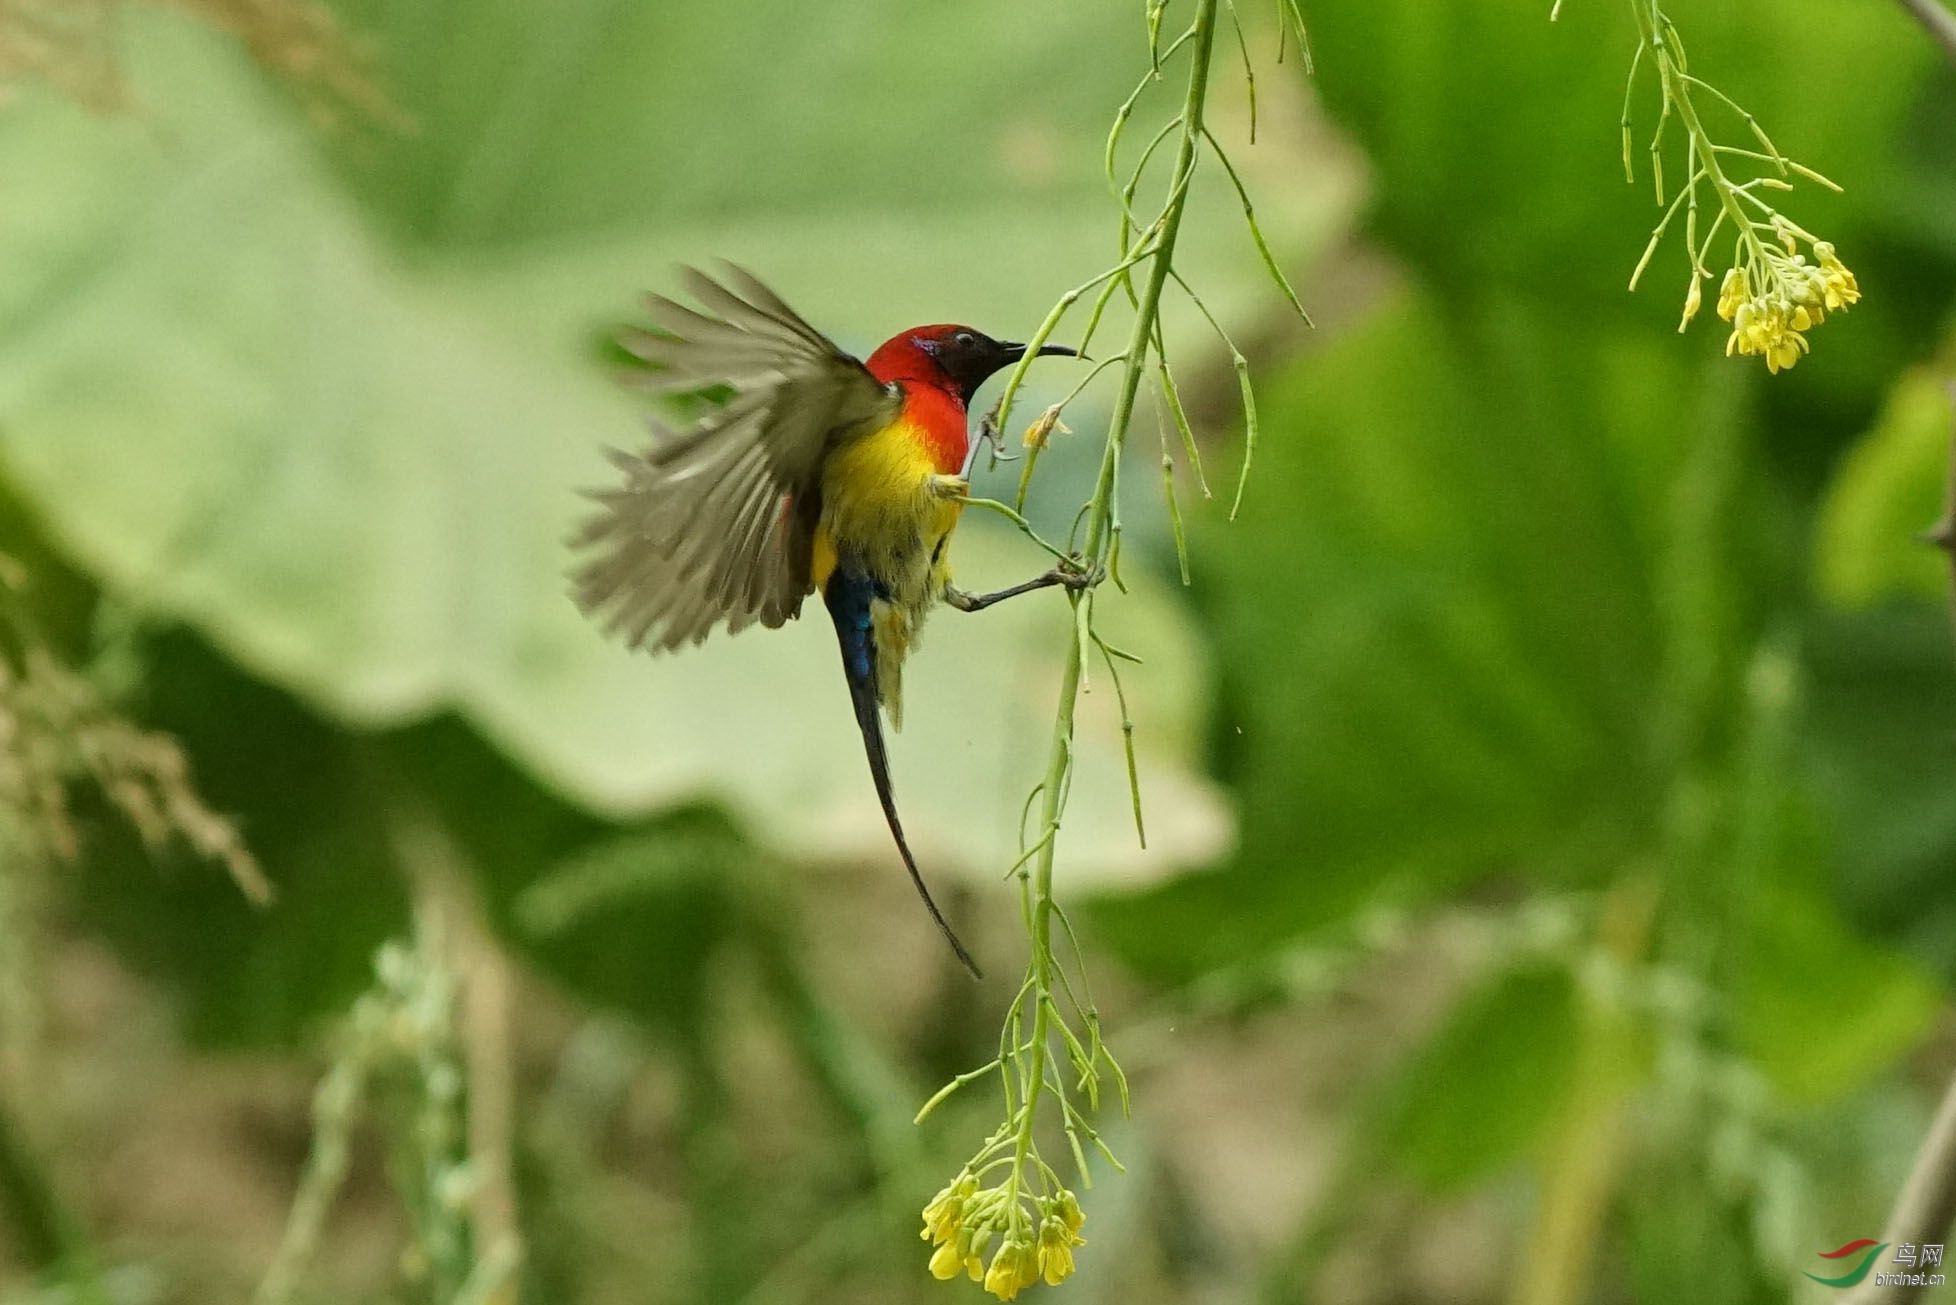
[572,267,1086,976]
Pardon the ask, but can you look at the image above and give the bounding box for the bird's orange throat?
[856,373,967,475]
[901,384,971,474]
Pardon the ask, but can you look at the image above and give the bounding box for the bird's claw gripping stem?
[1053,553,1104,591]
[945,554,1104,614]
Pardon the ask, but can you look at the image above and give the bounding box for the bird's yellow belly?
[811,421,963,727]
[811,422,963,605]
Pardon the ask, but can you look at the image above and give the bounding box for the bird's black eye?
[953,330,978,349]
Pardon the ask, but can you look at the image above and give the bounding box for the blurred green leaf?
[1734,883,1941,1103]
[1302,0,1953,458]
[1815,367,1955,610]
[321,4,1266,251]
[1371,962,1581,1191]
[1623,1170,1771,1305]
[513,817,745,1037]
[1803,611,1956,971]
[71,632,409,1047]
[1094,289,1756,975]
[67,635,765,1048]
[0,6,1356,889]
[0,3,1952,1301]
[1303,0,1933,310]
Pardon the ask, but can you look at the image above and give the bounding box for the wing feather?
[572,267,898,652]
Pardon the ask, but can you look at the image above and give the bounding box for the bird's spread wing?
[572,266,900,651]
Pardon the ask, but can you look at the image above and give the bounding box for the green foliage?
[1095,294,1711,975]
[1816,364,1956,608]
[0,1,1952,1302]
[1371,962,1582,1191]
[1802,611,1956,956]
[0,6,1267,893]
[1089,4,1956,1299]
[1301,0,1935,306]
[1094,0,1956,1026]
[73,632,411,1046]
[514,817,747,1038]
[1735,884,1941,1102]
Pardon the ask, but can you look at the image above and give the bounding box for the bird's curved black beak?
[1000,341,1081,361]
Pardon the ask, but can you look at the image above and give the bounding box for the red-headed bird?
[572,267,1085,976]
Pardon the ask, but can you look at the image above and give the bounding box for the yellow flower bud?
[930,1232,970,1281]
[1022,404,1070,450]
[921,1174,976,1244]
[984,1240,1037,1301]
[1813,241,1860,310]
[1716,268,1747,322]
[1055,1189,1086,1235]
[1678,275,1704,332]
[1765,329,1807,374]
[1038,1216,1080,1286]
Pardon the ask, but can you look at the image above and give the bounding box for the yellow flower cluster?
[1708,241,1860,376]
[922,1175,1087,1299]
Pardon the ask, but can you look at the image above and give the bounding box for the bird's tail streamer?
[823,569,981,977]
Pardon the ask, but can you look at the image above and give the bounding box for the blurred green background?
[1,2,1953,1303]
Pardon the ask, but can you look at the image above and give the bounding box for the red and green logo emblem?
[1803,1240,1889,1289]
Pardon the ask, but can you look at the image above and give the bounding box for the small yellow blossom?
[1814,242,1860,309]
[1022,404,1071,450]
[983,1238,1039,1301]
[1617,7,1856,377]
[1766,330,1807,374]
[929,1227,982,1282]
[1716,268,1747,322]
[1712,236,1857,377]
[928,1237,963,1281]
[922,1173,976,1245]
[1722,294,1814,375]
[1054,1189,1085,1237]
[920,1169,1099,1294]
[1037,1216,1084,1287]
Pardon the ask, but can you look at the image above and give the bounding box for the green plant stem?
[1007,0,1218,1192]
[1630,1,1768,280]
[255,1049,370,1305]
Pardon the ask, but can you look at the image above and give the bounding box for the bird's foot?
[1051,553,1105,591]
[928,473,971,502]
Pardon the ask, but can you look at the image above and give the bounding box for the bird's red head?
[866,324,1076,408]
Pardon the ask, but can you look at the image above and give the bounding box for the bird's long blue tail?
[822,569,981,978]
